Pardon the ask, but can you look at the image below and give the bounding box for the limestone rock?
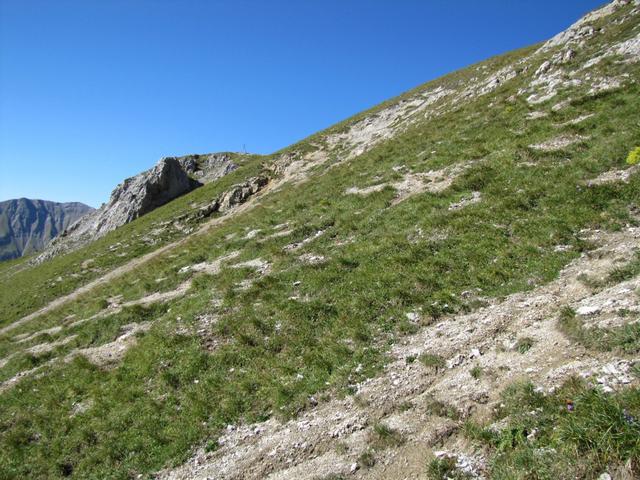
[175,152,238,183]
[35,157,200,262]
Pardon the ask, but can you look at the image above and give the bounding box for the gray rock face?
[34,153,242,263]
[0,199,93,261]
[175,153,238,183]
[194,175,271,220]
[36,157,201,262]
[93,156,199,234]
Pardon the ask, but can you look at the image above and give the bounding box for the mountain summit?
[0,1,639,479]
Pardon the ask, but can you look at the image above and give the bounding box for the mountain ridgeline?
[0,199,93,261]
[33,152,246,263]
[1,1,640,479]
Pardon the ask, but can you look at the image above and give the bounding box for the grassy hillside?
[1,2,639,478]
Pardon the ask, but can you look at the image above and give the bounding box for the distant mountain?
[0,198,93,261]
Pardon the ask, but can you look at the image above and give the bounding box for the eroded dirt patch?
[74,322,152,366]
[345,162,475,205]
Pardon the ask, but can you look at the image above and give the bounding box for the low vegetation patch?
[371,422,404,449]
[419,353,446,371]
[627,146,640,165]
[558,306,640,353]
[464,379,640,479]
[426,397,461,421]
[358,449,376,468]
[515,337,535,354]
[427,455,473,480]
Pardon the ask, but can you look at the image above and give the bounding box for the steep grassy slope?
[0,153,266,325]
[1,2,639,479]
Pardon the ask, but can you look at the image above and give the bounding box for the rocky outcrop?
[188,174,271,221]
[35,157,201,263]
[89,156,199,234]
[0,199,93,261]
[539,0,637,52]
[175,153,238,183]
[33,153,249,263]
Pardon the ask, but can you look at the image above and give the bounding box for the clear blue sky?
[0,0,605,207]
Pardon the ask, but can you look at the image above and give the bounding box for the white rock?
[535,60,552,77]
[405,311,420,322]
[447,354,465,369]
[576,305,601,316]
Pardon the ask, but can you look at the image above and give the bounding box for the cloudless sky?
[1,0,605,207]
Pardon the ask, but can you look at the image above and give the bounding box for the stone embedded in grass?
[529,134,589,151]
[448,191,482,211]
[405,311,420,322]
[299,253,327,265]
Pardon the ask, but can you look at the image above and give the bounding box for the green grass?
[427,456,473,480]
[371,422,404,449]
[464,379,640,479]
[425,397,461,421]
[515,337,535,354]
[558,306,640,354]
[419,353,446,371]
[1,7,640,477]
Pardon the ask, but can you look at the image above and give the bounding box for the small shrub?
[427,456,472,480]
[470,366,483,379]
[358,449,376,468]
[426,398,461,420]
[419,353,445,371]
[515,337,534,354]
[626,146,640,165]
[372,422,404,448]
[205,438,220,453]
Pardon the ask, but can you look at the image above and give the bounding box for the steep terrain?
[0,198,93,261]
[1,1,640,479]
[35,152,241,263]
